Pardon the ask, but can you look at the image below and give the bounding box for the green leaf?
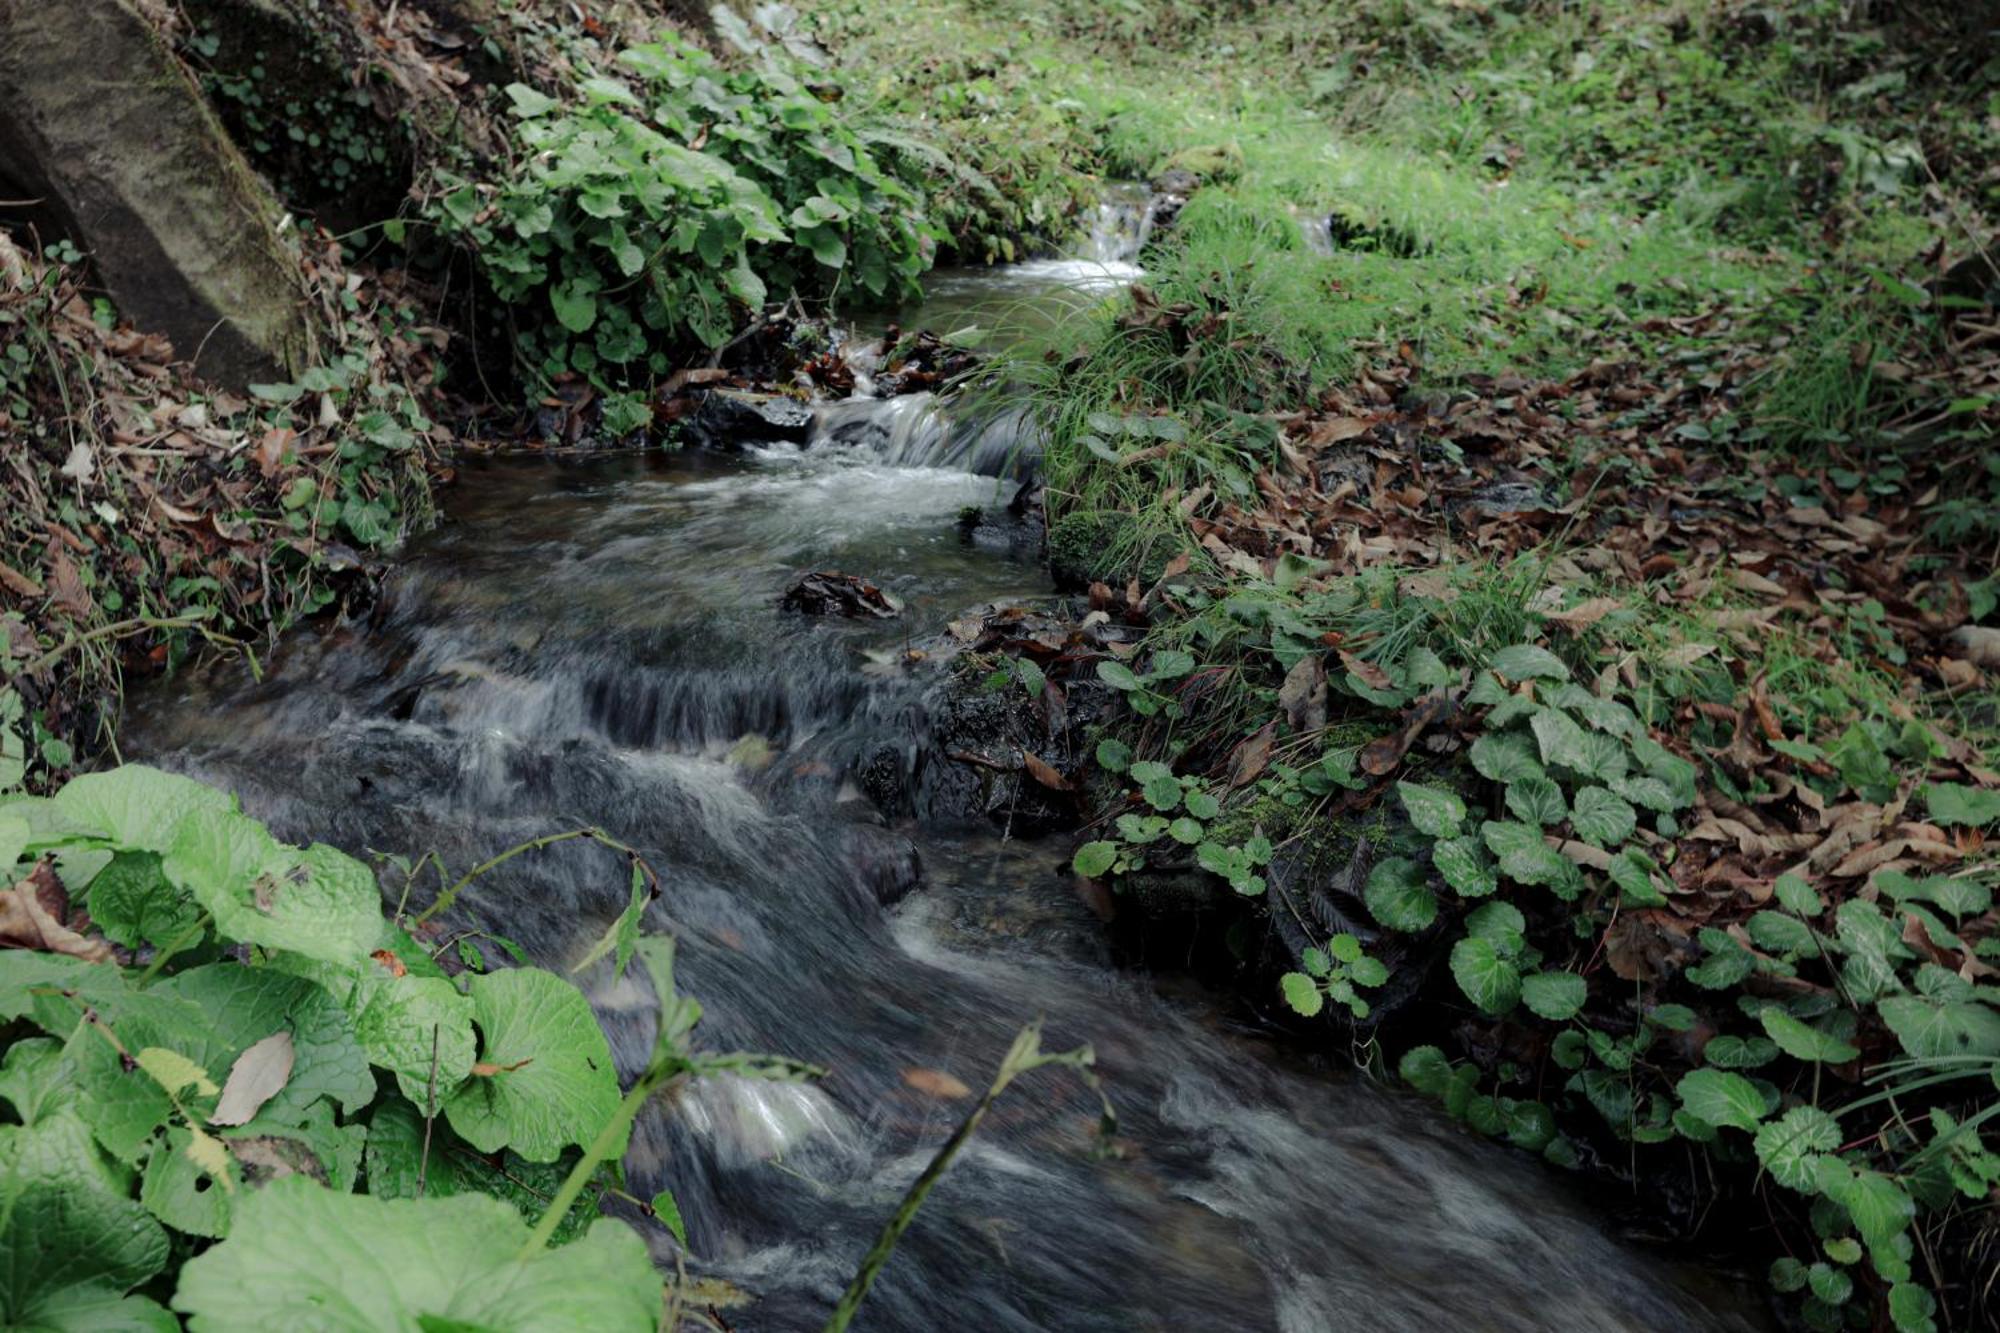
[1504,775,1567,826]
[1280,972,1324,1017]
[170,1177,661,1330]
[1431,835,1496,898]
[1520,972,1587,1021]
[1449,936,1521,1015]
[1094,739,1133,773]
[443,969,621,1163]
[1362,857,1437,932]
[651,1189,688,1248]
[1468,733,1543,784]
[1922,781,2000,827]
[1702,1035,1779,1069]
[1607,849,1666,905]
[1807,1262,1852,1305]
[504,82,561,117]
[1396,782,1465,838]
[86,851,201,950]
[1141,773,1182,811]
[1479,820,1572,889]
[363,1100,588,1244]
[53,765,232,853]
[1745,909,1817,956]
[1097,661,1142,691]
[1463,900,1527,954]
[1775,873,1823,916]
[1647,1004,1698,1032]
[1397,1045,1452,1095]
[1889,1283,1937,1331]
[0,1115,175,1331]
[351,973,479,1105]
[1071,841,1118,878]
[1877,993,2000,1060]
[163,814,379,964]
[798,223,848,268]
[153,964,375,1122]
[1183,789,1220,820]
[1529,708,1595,774]
[1568,786,1636,846]
[1489,644,1570,682]
[1675,1068,1769,1133]
[549,278,599,334]
[1760,1010,1859,1063]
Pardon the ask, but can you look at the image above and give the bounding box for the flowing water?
[123,203,1765,1331]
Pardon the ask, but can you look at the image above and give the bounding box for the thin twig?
[418,1024,440,1197]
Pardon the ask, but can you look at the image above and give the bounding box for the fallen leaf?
[1227,721,1277,788]
[210,1031,296,1127]
[0,864,111,962]
[1022,750,1071,791]
[902,1068,972,1100]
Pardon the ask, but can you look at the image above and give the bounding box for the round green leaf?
[1520,971,1587,1021]
[1363,857,1437,933]
[1072,842,1118,878]
[1449,936,1521,1015]
[1280,973,1324,1017]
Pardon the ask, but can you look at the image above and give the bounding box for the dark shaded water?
[125,257,1765,1330]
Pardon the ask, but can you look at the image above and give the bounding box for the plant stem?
[412,827,602,928]
[7,613,216,683]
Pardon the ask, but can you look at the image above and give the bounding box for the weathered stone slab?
[0,0,315,386]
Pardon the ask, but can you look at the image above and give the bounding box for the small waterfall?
[808,392,1041,478]
[1083,181,1157,266]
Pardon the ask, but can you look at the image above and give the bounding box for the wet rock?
[779,571,901,618]
[675,388,814,451]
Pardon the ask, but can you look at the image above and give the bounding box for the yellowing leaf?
[136,1046,218,1098]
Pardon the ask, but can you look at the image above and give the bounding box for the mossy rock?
[1045,510,1185,591]
[1157,143,1246,184]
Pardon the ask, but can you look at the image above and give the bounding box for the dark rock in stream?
[674,387,815,451]
[779,570,902,618]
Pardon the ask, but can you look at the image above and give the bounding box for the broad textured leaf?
[1520,971,1587,1020]
[1489,644,1569,681]
[1529,708,1595,774]
[444,970,622,1163]
[363,1100,588,1241]
[1504,775,1567,826]
[1745,910,1817,957]
[1753,1105,1841,1192]
[1362,857,1436,932]
[86,851,201,951]
[1923,781,2000,828]
[52,766,231,853]
[154,965,374,1123]
[1675,1069,1768,1132]
[1607,849,1666,905]
[1431,835,1496,897]
[1877,994,2000,1059]
[354,973,479,1105]
[1702,1035,1779,1068]
[163,813,378,964]
[0,1114,175,1331]
[1462,901,1527,954]
[1479,820,1573,889]
[1568,786,1636,846]
[1396,782,1465,838]
[1760,1010,1860,1063]
[1071,842,1118,877]
[171,1177,660,1331]
[1468,733,1543,784]
[1449,936,1520,1014]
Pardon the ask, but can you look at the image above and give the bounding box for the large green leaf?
[1568,786,1636,846]
[1489,644,1569,682]
[163,814,379,965]
[151,965,375,1122]
[1396,782,1465,838]
[51,766,232,854]
[1675,1068,1769,1133]
[354,974,479,1105]
[1431,835,1496,898]
[1923,781,2000,828]
[1877,993,2000,1060]
[171,1177,660,1331]
[1362,857,1437,932]
[1753,1105,1840,1192]
[1529,708,1597,775]
[1520,971,1587,1021]
[1503,775,1567,827]
[86,852,202,952]
[444,970,622,1163]
[1760,1010,1860,1063]
[0,1114,175,1331]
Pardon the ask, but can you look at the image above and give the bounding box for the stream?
[124,198,1766,1331]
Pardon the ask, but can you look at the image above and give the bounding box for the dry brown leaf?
[1021,750,1070,792]
[1543,597,1622,630]
[210,1031,296,1127]
[901,1068,973,1100]
[0,864,111,962]
[1227,721,1277,789]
